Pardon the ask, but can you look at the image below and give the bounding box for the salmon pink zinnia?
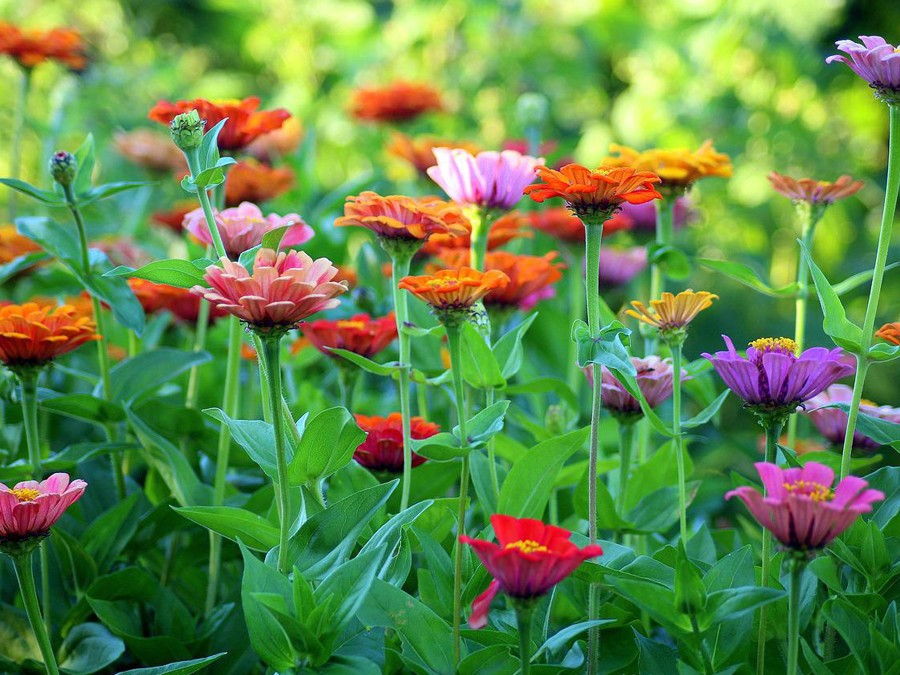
[183,201,313,258]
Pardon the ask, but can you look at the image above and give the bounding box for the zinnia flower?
[0,225,40,264]
[427,148,543,211]
[0,23,87,70]
[302,313,397,358]
[604,141,732,193]
[703,336,855,414]
[874,322,900,345]
[387,132,480,176]
[335,192,469,243]
[527,207,633,244]
[598,247,648,288]
[113,130,187,173]
[245,117,303,163]
[804,384,900,451]
[459,514,603,628]
[626,289,717,342]
[128,279,227,324]
[183,201,313,259]
[148,97,291,152]
[585,356,679,422]
[399,267,509,314]
[350,81,443,123]
[726,462,883,551]
[524,164,662,219]
[353,413,440,472]
[0,473,87,544]
[191,249,347,334]
[0,303,99,370]
[224,160,295,207]
[621,197,695,232]
[768,172,864,205]
[826,36,900,104]
[420,211,532,257]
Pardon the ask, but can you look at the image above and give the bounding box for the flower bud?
[170,110,205,151]
[49,151,77,187]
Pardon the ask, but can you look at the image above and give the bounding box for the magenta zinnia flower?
[183,201,313,259]
[620,196,695,232]
[726,462,883,551]
[702,336,854,412]
[585,356,681,421]
[804,384,900,451]
[0,473,86,542]
[427,148,543,211]
[826,36,900,104]
[192,248,347,334]
[598,246,648,288]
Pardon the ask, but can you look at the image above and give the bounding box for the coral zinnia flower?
[0,303,99,370]
[585,355,679,421]
[183,201,313,259]
[399,267,509,312]
[419,211,532,257]
[876,322,900,345]
[350,81,443,123]
[768,172,863,205]
[626,290,717,335]
[353,413,440,472]
[0,23,87,70]
[302,313,397,358]
[459,514,603,628]
[128,279,227,324]
[605,141,732,192]
[599,247,648,289]
[335,192,469,242]
[827,36,900,104]
[148,97,291,152]
[387,132,480,176]
[0,473,87,541]
[113,130,187,173]
[427,148,543,211]
[524,164,662,218]
[192,249,347,334]
[0,225,40,264]
[151,201,195,234]
[726,462,883,551]
[703,336,855,411]
[245,117,303,163]
[527,207,633,244]
[804,384,900,451]
[224,159,295,207]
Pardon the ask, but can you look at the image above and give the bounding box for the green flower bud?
[170,110,205,151]
[49,151,77,187]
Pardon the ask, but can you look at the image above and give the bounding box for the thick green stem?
[186,249,213,409]
[757,418,785,675]
[672,344,687,543]
[787,207,817,449]
[184,148,228,260]
[787,558,804,675]
[337,364,358,411]
[8,68,30,221]
[516,604,535,675]
[616,422,635,518]
[205,315,243,613]
[565,244,586,395]
[13,552,59,675]
[390,252,415,511]
[840,105,900,479]
[485,387,500,501]
[259,337,290,575]
[469,207,492,272]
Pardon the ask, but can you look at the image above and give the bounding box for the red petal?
[469,579,501,629]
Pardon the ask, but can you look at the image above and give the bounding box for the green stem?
[565,244,585,395]
[787,207,817,449]
[12,552,59,675]
[485,387,500,501]
[757,418,785,675]
[672,343,687,543]
[8,68,30,221]
[184,148,228,260]
[390,252,415,511]
[690,614,715,675]
[840,105,900,479]
[337,365,358,411]
[205,315,243,613]
[260,336,290,575]
[516,603,535,675]
[469,207,492,272]
[186,250,213,409]
[645,198,675,355]
[616,422,635,518]
[787,558,804,675]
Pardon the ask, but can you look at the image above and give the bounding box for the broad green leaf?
[493,313,538,379]
[532,620,613,661]
[239,543,296,672]
[457,400,510,446]
[58,622,124,675]
[460,321,505,389]
[204,408,278,479]
[800,241,863,353]
[261,224,291,251]
[114,654,226,675]
[869,342,900,362]
[77,269,146,335]
[697,257,798,298]
[41,393,125,426]
[314,549,381,634]
[573,319,635,373]
[700,586,784,632]
[289,406,365,483]
[0,251,48,283]
[682,390,729,429]
[0,178,65,205]
[635,630,679,674]
[829,403,900,450]
[174,506,278,551]
[648,243,691,280]
[77,181,149,208]
[104,349,212,402]
[16,216,82,265]
[73,133,96,195]
[106,258,211,288]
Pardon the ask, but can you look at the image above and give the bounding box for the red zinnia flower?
[460,514,603,628]
[350,81,443,123]
[353,413,440,472]
[876,322,900,346]
[302,313,397,358]
[225,160,295,207]
[399,267,509,311]
[0,23,87,71]
[335,192,469,242]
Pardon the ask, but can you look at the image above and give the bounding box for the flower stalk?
[616,421,635,519]
[787,557,804,675]
[516,603,536,675]
[670,341,687,542]
[12,551,60,675]
[388,247,415,512]
[8,68,31,221]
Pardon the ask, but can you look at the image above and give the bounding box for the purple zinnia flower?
[826,36,900,105]
[702,336,854,413]
[598,246,648,288]
[585,356,682,421]
[427,148,543,211]
[619,196,695,232]
[804,384,900,451]
[726,462,883,551]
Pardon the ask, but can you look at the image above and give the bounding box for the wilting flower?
[874,322,900,345]
[224,160,295,207]
[113,130,186,173]
[459,514,603,628]
[726,462,883,551]
[768,172,864,205]
[335,192,469,244]
[148,97,291,152]
[353,413,440,472]
[524,164,662,219]
[599,247,648,288]
[387,132,480,176]
[427,148,543,211]
[584,356,678,422]
[420,211,531,257]
[621,197,695,232]
[399,267,509,316]
[245,117,303,162]
[350,81,443,123]
[183,201,313,259]
[0,23,87,70]
[302,313,397,358]
[151,202,195,234]
[605,141,732,193]
[527,207,633,244]
[128,279,227,324]
[0,303,99,370]
[703,337,855,415]
[827,36,900,104]
[0,225,40,264]
[192,249,347,334]
[804,384,900,451]
[0,473,87,545]
[626,289,717,343]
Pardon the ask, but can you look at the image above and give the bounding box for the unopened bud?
[170,110,205,151]
[49,151,77,186]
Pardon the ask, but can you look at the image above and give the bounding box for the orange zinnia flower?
[875,322,900,346]
[0,302,99,369]
[527,206,633,244]
[350,81,443,123]
[0,23,87,70]
[524,164,662,218]
[335,192,469,243]
[419,211,531,256]
[246,117,303,162]
[399,267,509,313]
[0,225,40,264]
[225,159,295,207]
[113,130,186,173]
[768,172,864,205]
[148,97,291,152]
[387,132,480,176]
[605,141,732,192]
[302,313,398,358]
[626,289,718,335]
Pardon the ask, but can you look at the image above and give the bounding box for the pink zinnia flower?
[183,201,313,259]
[804,384,900,452]
[427,148,543,211]
[619,196,695,232]
[0,473,87,541]
[585,356,681,421]
[598,246,648,288]
[726,462,883,551]
[192,248,347,334]
[826,36,900,104]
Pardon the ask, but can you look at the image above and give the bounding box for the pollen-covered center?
[750,337,798,357]
[783,480,834,502]
[505,539,549,554]
[426,278,458,289]
[336,320,367,330]
[10,488,41,502]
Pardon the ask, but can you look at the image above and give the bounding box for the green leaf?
[648,244,691,280]
[77,182,149,208]
[700,586,784,631]
[682,390,729,429]
[834,262,900,296]
[16,216,82,264]
[0,251,48,283]
[314,549,381,634]
[460,321,505,389]
[829,403,900,449]
[800,240,863,353]
[411,432,468,460]
[200,118,229,168]
[261,224,291,251]
[79,270,146,335]
[192,167,225,189]
[58,623,124,675]
[73,134,96,196]
[289,407,365,483]
[174,506,278,551]
[239,542,295,672]
[41,393,125,426]
[869,342,900,362]
[204,408,278,479]
[697,257,798,298]
[532,620,613,661]
[573,319,635,373]
[114,654,226,675]
[458,400,510,446]
[503,377,579,411]
[106,259,211,288]
[104,349,212,403]
[329,348,396,376]
[492,313,538,379]
[1,177,66,205]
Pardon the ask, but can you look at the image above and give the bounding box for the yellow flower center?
[336,320,367,330]
[426,278,457,289]
[861,398,878,407]
[10,488,41,502]
[749,337,798,356]
[783,480,834,502]
[505,539,549,554]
